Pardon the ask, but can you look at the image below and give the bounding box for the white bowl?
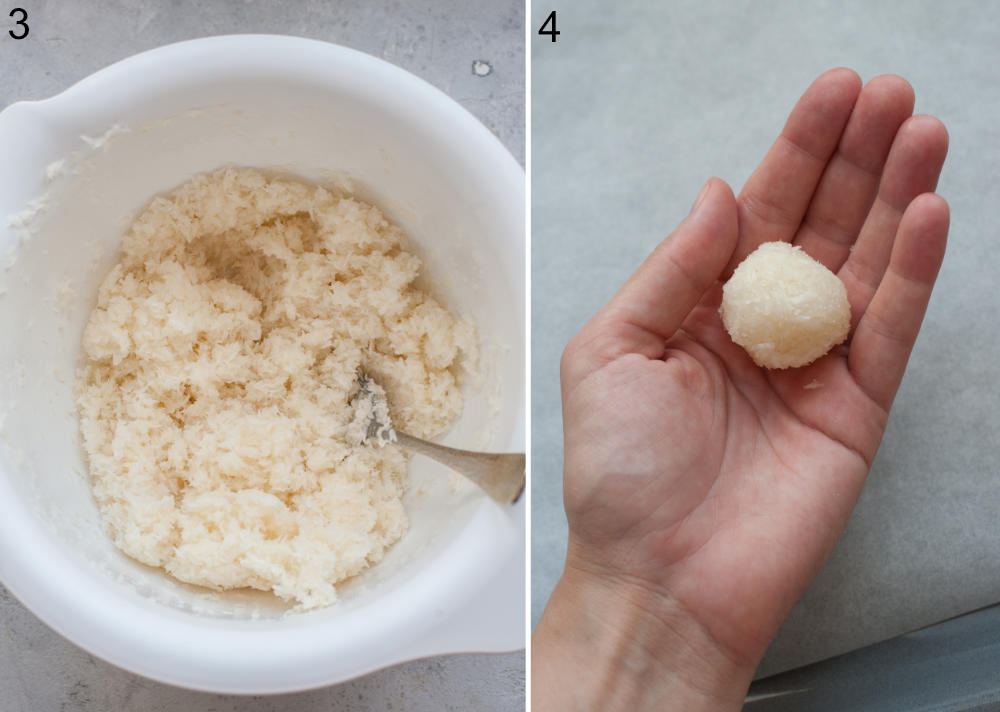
[0,35,524,693]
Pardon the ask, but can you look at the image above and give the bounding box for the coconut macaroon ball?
[720,241,850,369]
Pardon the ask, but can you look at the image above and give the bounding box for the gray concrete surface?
[531,0,1000,680]
[0,1,524,710]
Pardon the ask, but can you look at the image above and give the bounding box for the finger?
[838,115,949,329]
[728,68,862,274]
[565,178,738,378]
[793,75,915,270]
[848,193,948,412]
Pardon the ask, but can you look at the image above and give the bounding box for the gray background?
[531,0,1000,679]
[0,1,524,710]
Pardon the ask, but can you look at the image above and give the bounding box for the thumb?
[566,178,739,378]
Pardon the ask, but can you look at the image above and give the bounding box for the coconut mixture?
[720,241,849,369]
[76,168,476,609]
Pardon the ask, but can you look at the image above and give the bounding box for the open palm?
[558,69,949,671]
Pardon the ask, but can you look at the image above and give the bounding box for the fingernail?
[691,179,712,213]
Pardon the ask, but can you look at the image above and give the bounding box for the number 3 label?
[9,7,28,40]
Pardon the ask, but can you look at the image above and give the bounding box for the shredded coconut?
[45,159,71,182]
[56,279,76,316]
[76,167,476,610]
[720,241,849,369]
[80,123,130,150]
[6,195,49,230]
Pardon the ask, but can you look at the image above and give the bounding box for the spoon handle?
[394,431,525,506]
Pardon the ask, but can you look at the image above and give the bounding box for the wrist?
[533,546,756,711]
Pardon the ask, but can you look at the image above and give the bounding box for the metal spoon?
[351,373,525,505]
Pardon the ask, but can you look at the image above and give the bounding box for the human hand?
[533,69,949,710]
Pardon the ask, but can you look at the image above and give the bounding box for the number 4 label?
[538,10,559,42]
